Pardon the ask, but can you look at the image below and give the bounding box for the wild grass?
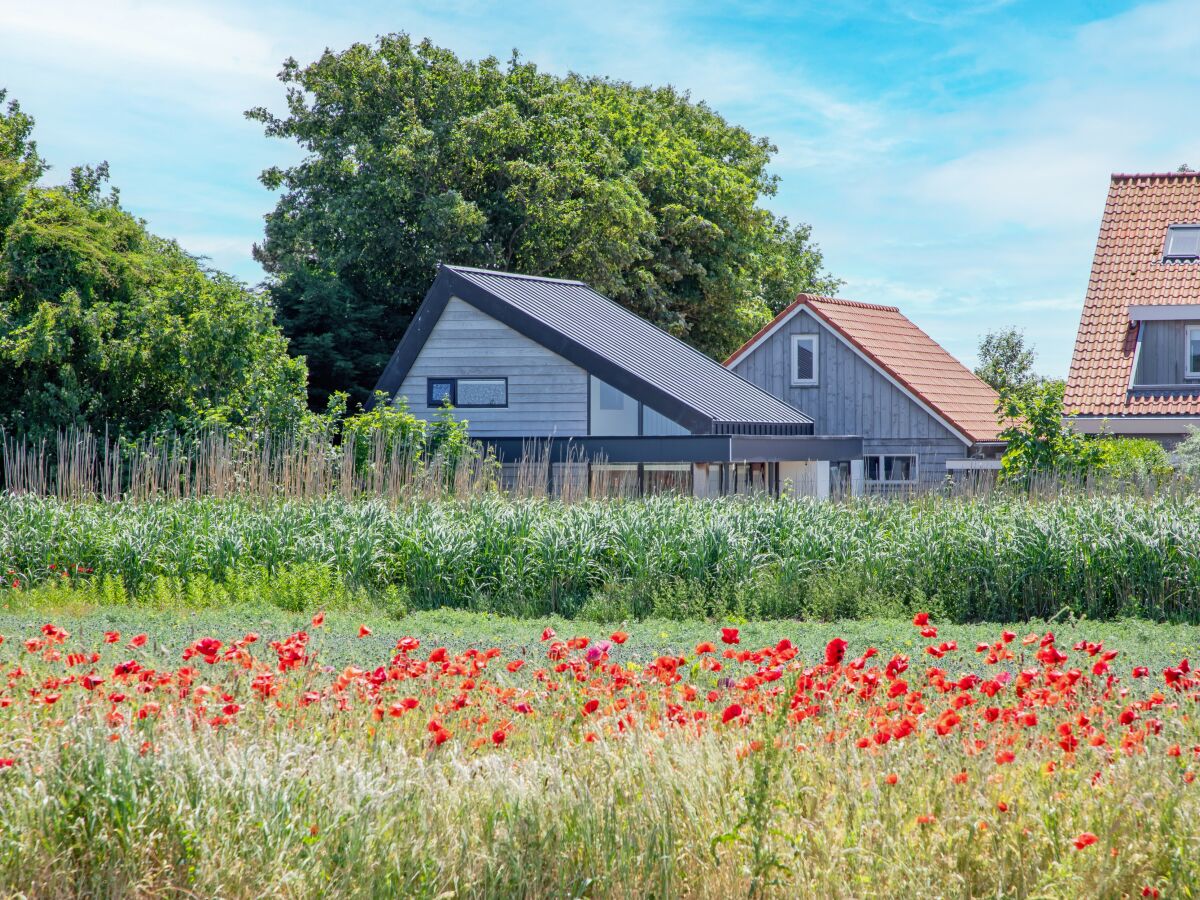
[6,492,1200,622]
[0,611,1196,898]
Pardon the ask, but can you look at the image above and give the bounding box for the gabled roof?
[1064,172,1200,417]
[725,293,1005,444]
[372,265,813,434]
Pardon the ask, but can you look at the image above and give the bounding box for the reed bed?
[5,492,1200,622]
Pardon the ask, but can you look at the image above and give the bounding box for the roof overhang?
[475,434,863,465]
[1067,415,1200,435]
[1128,304,1200,321]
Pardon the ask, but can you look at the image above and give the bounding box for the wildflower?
[609,631,629,644]
[492,729,506,745]
[103,631,120,644]
[1073,832,1099,850]
[582,699,600,715]
[358,625,372,638]
[912,612,930,626]
[129,634,148,648]
[722,703,743,725]
[541,628,556,641]
[916,815,935,825]
[311,611,325,627]
[0,759,14,769]
[506,660,525,673]
[825,638,848,666]
[721,627,740,645]
[885,773,898,785]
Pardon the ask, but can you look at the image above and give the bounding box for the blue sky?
[3,0,1199,377]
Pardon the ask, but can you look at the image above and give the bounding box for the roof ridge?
[803,293,902,312]
[441,263,587,286]
[1110,171,1200,181]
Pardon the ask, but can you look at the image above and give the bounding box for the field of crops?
[5,493,1200,621]
[1,606,1197,897]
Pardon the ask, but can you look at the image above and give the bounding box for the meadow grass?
[1,607,1197,898]
[6,492,1200,621]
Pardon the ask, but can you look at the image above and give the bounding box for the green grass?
[6,492,1200,621]
[4,603,1199,673]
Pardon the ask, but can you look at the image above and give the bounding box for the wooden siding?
[1133,320,1200,385]
[729,308,968,483]
[396,297,588,437]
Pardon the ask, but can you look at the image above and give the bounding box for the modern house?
[371,264,862,497]
[1064,171,1200,446]
[725,294,1006,491]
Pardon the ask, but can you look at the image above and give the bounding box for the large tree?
[0,94,310,442]
[248,35,839,407]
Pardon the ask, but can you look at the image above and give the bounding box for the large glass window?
[589,377,639,435]
[791,334,818,385]
[865,454,917,483]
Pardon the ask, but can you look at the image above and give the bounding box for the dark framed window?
[1164,225,1200,261]
[865,454,917,483]
[426,377,508,408]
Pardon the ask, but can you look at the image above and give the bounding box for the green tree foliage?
[0,98,310,442]
[974,327,1040,396]
[1093,437,1171,481]
[998,382,1099,484]
[247,34,840,407]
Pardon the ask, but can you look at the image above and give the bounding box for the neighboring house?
[372,264,862,497]
[725,294,1006,492]
[1065,172,1200,446]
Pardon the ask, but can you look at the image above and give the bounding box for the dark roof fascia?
[475,434,862,464]
[441,269,716,434]
[369,272,454,406]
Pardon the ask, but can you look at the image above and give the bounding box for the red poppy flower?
[721,628,740,645]
[491,730,506,745]
[103,631,120,644]
[506,660,525,673]
[609,631,629,644]
[582,699,599,715]
[311,611,325,627]
[129,634,148,648]
[0,758,14,768]
[695,641,716,654]
[912,612,930,626]
[541,628,556,641]
[358,625,372,638]
[722,703,743,724]
[1073,832,1098,850]
[824,638,848,666]
[885,773,898,785]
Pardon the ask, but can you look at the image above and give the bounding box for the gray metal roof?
[442,265,811,431]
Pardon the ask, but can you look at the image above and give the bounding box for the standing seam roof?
[447,265,812,427]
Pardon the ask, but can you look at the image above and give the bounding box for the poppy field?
[2,607,1199,897]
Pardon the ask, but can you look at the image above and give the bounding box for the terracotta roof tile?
[726,294,1005,443]
[1065,173,1200,416]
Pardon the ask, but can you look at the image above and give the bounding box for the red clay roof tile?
[726,294,1005,443]
[1065,172,1200,416]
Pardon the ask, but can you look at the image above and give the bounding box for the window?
[791,334,818,385]
[865,454,917,483]
[598,381,626,410]
[425,377,508,408]
[1165,225,1200,261]
[1187,327,1200,378]
[427,378,454,407]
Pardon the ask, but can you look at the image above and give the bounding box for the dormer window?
[1164,225,1200,261]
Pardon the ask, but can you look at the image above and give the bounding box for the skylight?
[1164,225,1200,261]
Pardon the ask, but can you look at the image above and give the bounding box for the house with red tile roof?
[726,294,1005,492]
[1065,172,1200,445]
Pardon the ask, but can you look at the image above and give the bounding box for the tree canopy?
[0,93,310,442]
[248,34,839,407]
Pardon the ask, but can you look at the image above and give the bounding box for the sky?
[3,0,1199,377]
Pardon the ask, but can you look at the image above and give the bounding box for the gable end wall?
[729,308,967,483]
